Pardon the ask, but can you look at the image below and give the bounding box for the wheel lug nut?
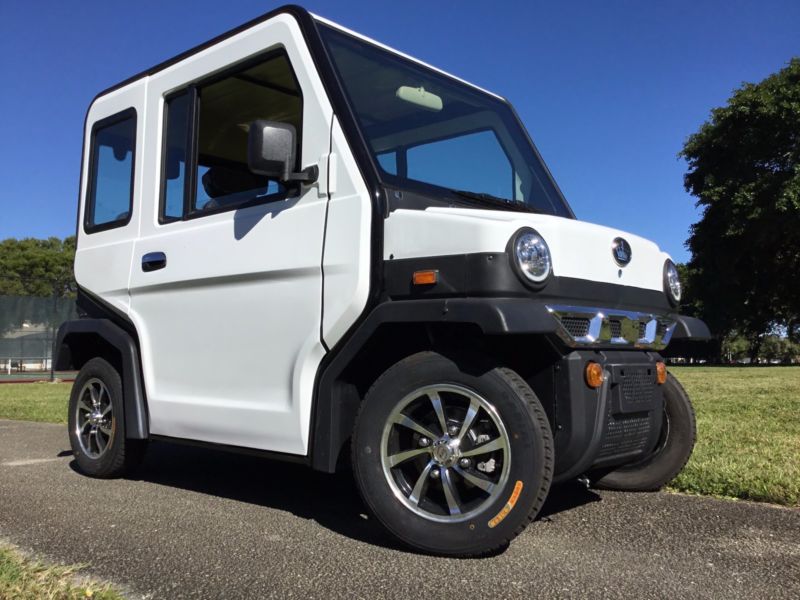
[459,458,471,468]
[448,426,459,436]
[430,469,441,479]
[418,437,431,447]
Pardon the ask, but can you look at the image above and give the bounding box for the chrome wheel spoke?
[77,399,92,414]
[461,436,507,458]
[89,385,100,407]
[392,413,437,440]
[409,461,434,506]
[95,429,107,453]
[440,468,462,515]
[453,465,495,493]
[428,391,448,435]
[98,423,112,436]
[387,447,430,467]
[101,403,112,417]
[457,397,481,441]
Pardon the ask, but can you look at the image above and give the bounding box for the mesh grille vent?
[559,317,590,338]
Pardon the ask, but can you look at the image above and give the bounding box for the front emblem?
[612,237,632,266]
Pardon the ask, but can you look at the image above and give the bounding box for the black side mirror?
[247,120,318,184]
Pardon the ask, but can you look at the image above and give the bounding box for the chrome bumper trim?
[546,304,675,350]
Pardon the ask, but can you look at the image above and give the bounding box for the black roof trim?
[94,4,311,100]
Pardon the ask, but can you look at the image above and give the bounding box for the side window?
[406,130,512,200]
[160,51,302,221]
[161,93,189,222]
[85,110,136,232]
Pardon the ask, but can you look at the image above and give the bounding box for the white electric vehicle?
[56,5,710,555]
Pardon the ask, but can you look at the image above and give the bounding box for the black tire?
[68,357,147,478]
[592,374,696,491]
[351,351,553,556]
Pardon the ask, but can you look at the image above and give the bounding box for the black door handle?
[142,252,167,272]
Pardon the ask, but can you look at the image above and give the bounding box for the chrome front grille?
[546,305,676,350]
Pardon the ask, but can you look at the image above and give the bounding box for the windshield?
[318,24,573,218]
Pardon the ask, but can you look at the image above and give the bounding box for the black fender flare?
[55,319,148,439]
[310,298,559,472]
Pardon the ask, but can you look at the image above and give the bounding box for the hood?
[383,207,672,293]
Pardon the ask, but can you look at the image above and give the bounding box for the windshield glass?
[319,24,573,218]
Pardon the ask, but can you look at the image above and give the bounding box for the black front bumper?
[545,350,665,483]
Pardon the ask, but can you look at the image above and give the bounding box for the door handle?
[141,252,167,272]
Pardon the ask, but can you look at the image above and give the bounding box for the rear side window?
[85,109,136,232]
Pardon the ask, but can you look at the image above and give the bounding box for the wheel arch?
[310,298,562,473]
[55,319,148,439]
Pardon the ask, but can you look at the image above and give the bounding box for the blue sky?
[1,0,798,262]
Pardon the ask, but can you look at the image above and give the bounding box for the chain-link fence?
[0,295,78,381]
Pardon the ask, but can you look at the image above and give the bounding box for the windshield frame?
[315,20,576,219]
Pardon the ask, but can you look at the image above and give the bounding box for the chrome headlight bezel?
[509,228,552,288]
[663,259,682,306]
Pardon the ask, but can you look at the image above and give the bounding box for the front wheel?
[352,351,553,556]
[592,374,696,491]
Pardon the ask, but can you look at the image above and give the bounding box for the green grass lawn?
[0,382,70,424]
[0,367,798,506]
[668,366,800,506]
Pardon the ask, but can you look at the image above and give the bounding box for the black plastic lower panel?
[538,350,664,482]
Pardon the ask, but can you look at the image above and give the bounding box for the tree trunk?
[748,336,763,364]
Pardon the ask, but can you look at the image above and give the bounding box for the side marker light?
[656,362,667,385]
[585,362,604,389]
[412,270,438,285]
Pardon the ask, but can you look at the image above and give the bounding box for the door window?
[160,51,302,221]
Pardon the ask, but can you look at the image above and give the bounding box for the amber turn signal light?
[585,361,604,389]
[412,270,438,285]
[656,361,667,384]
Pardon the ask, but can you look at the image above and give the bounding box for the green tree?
[0,237,76,298]
[0,237,77,337]
[681,58,800,361]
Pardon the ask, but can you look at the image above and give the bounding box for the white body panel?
[320,118,372,348]
[75,83,148,314]
[384,207,671,292]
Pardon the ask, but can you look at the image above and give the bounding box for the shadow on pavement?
[68,440,601,554]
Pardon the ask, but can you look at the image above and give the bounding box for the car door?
[128,15,334,454]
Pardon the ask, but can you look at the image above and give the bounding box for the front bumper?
[547,350,666,482]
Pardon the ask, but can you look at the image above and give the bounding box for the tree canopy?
[0,237,76,298]
[681,58,800,355]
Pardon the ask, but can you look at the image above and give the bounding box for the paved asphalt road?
[1,419,798,599]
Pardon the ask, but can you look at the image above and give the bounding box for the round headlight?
[663,259,682,305]
[513,229,552,285]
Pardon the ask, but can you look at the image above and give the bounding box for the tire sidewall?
[353,352,550,555]
[68,357,126,477]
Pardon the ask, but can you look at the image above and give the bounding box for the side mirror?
[247,120,317,184]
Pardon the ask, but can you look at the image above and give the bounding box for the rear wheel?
[68,357,146,478]
[592,374,695,491]
[352,351,553,556]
